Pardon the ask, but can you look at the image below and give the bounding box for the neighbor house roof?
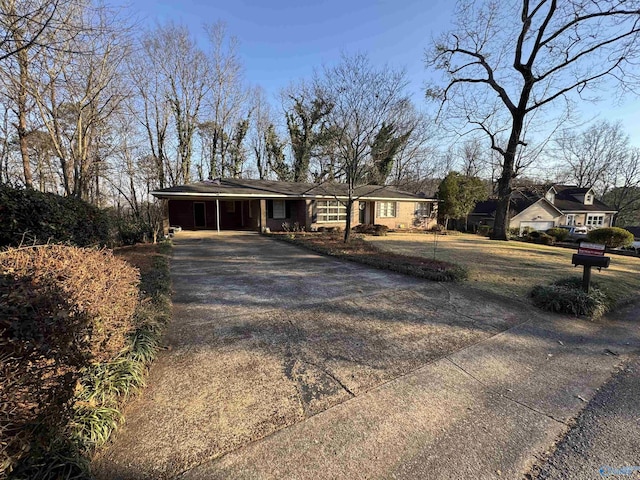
[517,184,616,213]
[551,185,615,212]
[152,178,435,201]
[470,196,544,218]
[624,226,640,239]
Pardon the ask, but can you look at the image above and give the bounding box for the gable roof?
[550,185,615,212]
[513,184,616,213]
[151,178,436,202]
[470,195,554,217]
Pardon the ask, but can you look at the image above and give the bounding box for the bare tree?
[603,148,640,225]
[427,0,640,240]
[142,23,209,184]
[282,80,332,182]
[555,120,629,193]
[203,21,248,179]
[129,33,172,188]
[319,53,413,242]
[0,0,79,188]
[32,4,130,200]
[247,86,275,179]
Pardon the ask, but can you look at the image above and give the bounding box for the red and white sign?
[578,242,605,256]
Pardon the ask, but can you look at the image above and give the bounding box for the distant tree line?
[1,0,639,236]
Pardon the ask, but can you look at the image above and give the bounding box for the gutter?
[151,191,437,202]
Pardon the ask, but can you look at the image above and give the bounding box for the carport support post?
[216,199,220,235]
[582,265,592,293]
[259,199,267,232]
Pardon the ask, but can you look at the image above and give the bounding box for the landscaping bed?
[268,232,467,282]
[367,232,640,306]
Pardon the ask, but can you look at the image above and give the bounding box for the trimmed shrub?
[0,245,139,475]
[530,277,611,319]
[527,231,554,245]
[0,185,113,248]
[508,227,521,238]
[586,227,634,248]
[546,227,569,242]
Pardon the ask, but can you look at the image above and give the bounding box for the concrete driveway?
[92,232,640,480]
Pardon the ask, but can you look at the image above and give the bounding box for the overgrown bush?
[115,218,150,246]
[352,224,389,236]
[508,227,521,238]
[587,227,634,248]
[0,185,112,248]
[530,276,611,319]
[527,231,555,245]
[0,245,139,476]
[546,227,569,242]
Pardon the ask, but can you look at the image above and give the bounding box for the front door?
[194,202,206,228]
[359,202,366,224]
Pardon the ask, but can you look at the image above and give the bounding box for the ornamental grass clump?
[530,276,612,319]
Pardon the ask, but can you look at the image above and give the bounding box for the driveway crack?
[299,359,356,398]
[445,357,569,426]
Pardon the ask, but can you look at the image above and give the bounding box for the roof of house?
[470,196,540,217]
[624,226,640,239]
[549,185,615,212]
[152,178,435,201]
[511,184,616,213]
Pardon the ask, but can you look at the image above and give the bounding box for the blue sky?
[132,0,453,100]
[130,0,640,147]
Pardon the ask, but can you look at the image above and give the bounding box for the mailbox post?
[571,242,610,293]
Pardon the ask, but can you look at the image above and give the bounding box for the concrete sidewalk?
[182,309,639,480]
[92,232,640,480]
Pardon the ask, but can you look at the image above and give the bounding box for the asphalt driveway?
[92,232,640,480]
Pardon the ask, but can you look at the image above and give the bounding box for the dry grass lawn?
[367,232,640,304]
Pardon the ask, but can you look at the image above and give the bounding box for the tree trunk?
[343,198,353,243]
[17,47,32,188]
[491,104,527,240]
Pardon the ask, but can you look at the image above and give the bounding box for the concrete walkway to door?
[92,231,640,480]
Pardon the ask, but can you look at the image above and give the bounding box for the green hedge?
[546,227,569,242]
[0,185,112,248]
[586,227,634,248]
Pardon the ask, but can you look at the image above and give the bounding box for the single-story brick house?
[468,184,617,233]
[151,178,438,233]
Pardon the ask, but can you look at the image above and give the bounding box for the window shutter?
[312,201,317,223]
[285,201,291,219]
[267,200,273,219]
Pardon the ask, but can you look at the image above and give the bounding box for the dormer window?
[545,191,555,204]
[585,193,594,205]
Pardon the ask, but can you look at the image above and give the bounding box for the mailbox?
[571,254,610,269]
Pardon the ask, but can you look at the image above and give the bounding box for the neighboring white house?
[469,185,617,232]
